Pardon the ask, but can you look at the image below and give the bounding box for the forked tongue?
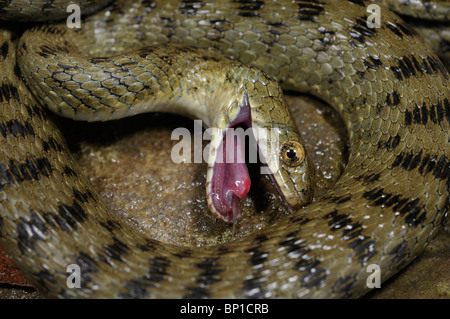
[232,194,240,235]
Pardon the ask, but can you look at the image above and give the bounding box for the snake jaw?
[209,94,253,223]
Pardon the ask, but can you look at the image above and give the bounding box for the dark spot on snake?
[348,39,362,48]
[24,102,47,121]
[42,136,63,153]
[332,275,357,296]
[280,231,308,255]
[56,201,88,232]
[269,28,281,36]
[103,237,130,262]
[363,55,382,70]
[33,269,57,288]
[141,0,157,9]
[121,61,138,67]
[302,266,327,288]
[379,133,401,150]
[245,246,268,266]
[173,248,193,258]
[402,56,418,77]
[386,22,411,39]
[195,257,224,286]
[433,155,450,188]
[385,91,400,107]
[37,45,56,58]
[391,57,413,80]
[392,151,413,170]
[136,237,163,253]
[99,220,119,233]
[296,0,324,22]
[353,239,377,263]
[58,63,79,70]
[209,18,231,33]
[407,150,422,170]
[358,172,381,183]
[183,286,212,298]
[388,241,409,266]
[1,41,8,59]
[253,233,269,244]
[437,197,449,226]
[217,245,230,255]
[429,102,438,123]
[418,154,432,175]
[6,160,22,183]
[16,212,48,253]
[404,109,412,126]
[443,98,450,124]
[242,276,266,298]
[324,210,352,230]
[410,54,422,71]
[76,252,99,273]
[179,0,204,15]
[390,65,405,81]
[146,256,170,281]
[325,195,351,204]
[349,17,377,44]
[336,196,351,203]
[13,63,21,78]
[424,56,448,80]
[74,252,99,285]
[90,57,109,64]
[267,21,286,28]
[342,221,364,241]
[63,165,76,177]
[233,0,263,17]
[73,188,95,204]
[290,215,312,224]
[20,159,39,180]
[0,83,19,102]
[397,22,416,38]
[399,198,426,226]
[347,0,366,6]
[201,55,219,62]
[160,16,175,38]
[34,158,52,178]
[119,279,152,298]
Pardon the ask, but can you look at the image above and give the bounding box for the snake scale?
[0,0,449,298]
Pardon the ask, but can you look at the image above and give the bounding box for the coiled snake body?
[0,0,448,298]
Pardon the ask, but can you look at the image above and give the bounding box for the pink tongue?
[211,132,251,223]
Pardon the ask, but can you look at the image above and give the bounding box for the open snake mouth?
[210,94,253,223]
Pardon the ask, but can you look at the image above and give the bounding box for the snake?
[0,0,448,298]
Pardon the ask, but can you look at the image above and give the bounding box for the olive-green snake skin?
[0,0,449,298]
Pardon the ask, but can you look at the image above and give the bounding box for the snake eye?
[280,141,305,167]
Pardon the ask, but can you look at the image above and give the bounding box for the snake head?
[263,130,314,212]
[251,98,314,214]
[206,91,313,223]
